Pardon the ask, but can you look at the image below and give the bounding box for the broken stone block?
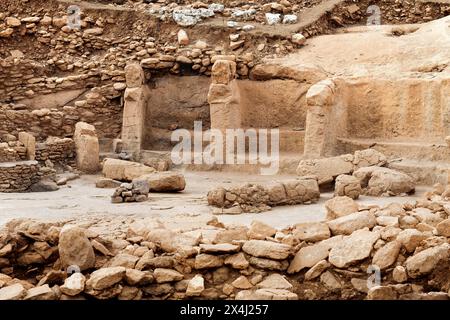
[293,222,330,242]
[207,178,320,213]
[325,196,359,220]
[367,286,398,300]
[372,240,401,270]
[436,219,450,237]
[353,167,415,196]
[95,177,121,189]
[327,211,376,235]
[58,226,95,271]
[247,221,277,240]
[242,240,291,260]
[397,229,428,253]
[136,171,186,192]
[60,273,86,296]
[194,254,224,269]
[74,122,100,173]
[232,276,253,289]
[224,253,249,269]
[334,174,362,199]
[199,243,240,254]
[0,283,27,300]
[186,275,204,296]
[102,158,155,182]
[288,241,330,273]
[296,154,354,185]
[177,29,189,45]
[352,149,387,170]
[153,268,184,283]
[405,243,450,278]
[328,229,380,268]
[257,274,293,290]
[85,267,126,290]
[304,260,330,280]
[24,284,56,300]
[392,266,408,283]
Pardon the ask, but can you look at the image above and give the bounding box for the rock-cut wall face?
[238,79,309,129]
[143,75,211,150]
[337,78,450,141]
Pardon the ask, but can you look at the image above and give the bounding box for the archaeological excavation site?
[0,0,449,305]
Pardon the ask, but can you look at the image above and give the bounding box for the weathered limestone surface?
[207,177,320,213]
[136,172,186,192]
[18,132,36,160]
[122,64,147,159]
[58,226,95,271]
[74,122,99,173]
[353,167,415,196]
[102,158,155,182]
[303,79,336,158]
[208,60,241,131]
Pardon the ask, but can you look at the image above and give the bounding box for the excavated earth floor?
[0,170,430,232]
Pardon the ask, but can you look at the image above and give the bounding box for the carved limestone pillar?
[122,64,147,160]
[303,79,336,158]
[207,60,241,130]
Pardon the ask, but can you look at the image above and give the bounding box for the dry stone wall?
[0,141,27,162]
[0,160,40,192]
[35,138,75,167]
[0,189,449,300]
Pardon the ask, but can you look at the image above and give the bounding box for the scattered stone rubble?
[297,148,415,197]
[111,181,149,204]
[0,186,449,300]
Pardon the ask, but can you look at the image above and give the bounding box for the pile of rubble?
[207,149,417,214]
[111,181,149,203]
[0,184,449,300]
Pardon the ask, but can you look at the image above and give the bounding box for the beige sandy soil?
[0,170,429,231]
[271,16,450,78]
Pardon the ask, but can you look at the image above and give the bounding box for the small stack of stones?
[111,180,149,203]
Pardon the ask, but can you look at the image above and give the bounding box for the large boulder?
[328,229,380,268]
[102,158,155,182]
[74,122,100,173]
[85,267,126,290]
[353,167,415,196]
[287,242,330,273]
[287,235,342,274]
[58,226,95,271]
[372,240,401,270]
[327,211,376,235]
[293,222,330,242]
[60,273,86,296]
[136,171,186,192]
[405,243,450,278]
[0,283,27,300]
[334,174,361,199]
[325,196,359,220]
[352,149,387,170]
[296,154,354,185]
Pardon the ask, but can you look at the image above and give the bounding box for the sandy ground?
[271,16,450,78]
[0,171,429,231]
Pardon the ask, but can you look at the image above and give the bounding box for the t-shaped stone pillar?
[121,63,147,160]
[303,79,336,158]
[207,59,241,131]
